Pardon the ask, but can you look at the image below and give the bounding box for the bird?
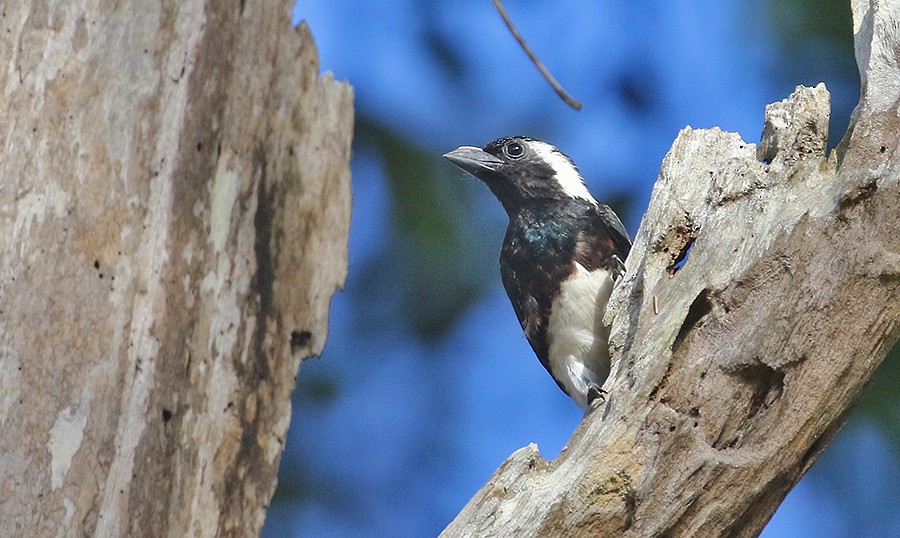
[443,136,631,410]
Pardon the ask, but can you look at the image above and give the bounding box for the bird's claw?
[587,385,607,407]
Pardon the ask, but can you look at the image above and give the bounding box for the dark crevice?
[290,329,312,354]
[712,434,740,451]
[731,363,785,419]
[252,145,274,381]
[648,361,674,401]
[801,434,825,470]
[661,221,700,275]
[222,146,274,509]
[671,237,695,273]
[837,178,877,210]
[672,289,713,353]
[621,488,637,531]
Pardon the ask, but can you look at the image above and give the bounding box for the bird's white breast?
[546,262,614,409]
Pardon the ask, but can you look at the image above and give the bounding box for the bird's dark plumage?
[444,136,631,409]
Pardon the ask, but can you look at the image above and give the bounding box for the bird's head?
[443,136,596,216]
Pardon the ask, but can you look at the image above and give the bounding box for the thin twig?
[492,0,582,111]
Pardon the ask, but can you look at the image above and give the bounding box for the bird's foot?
[586,385,607,407]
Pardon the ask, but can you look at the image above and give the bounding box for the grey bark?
[0,3,353,537]
[443,1,900,536]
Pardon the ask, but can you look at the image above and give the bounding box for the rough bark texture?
[0,3,352,537]
[442,1,899,537]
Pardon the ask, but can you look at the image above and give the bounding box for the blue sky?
[264,2,899,537]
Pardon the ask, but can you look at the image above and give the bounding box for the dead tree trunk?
[0,3,352,537]
[443,1,899,537]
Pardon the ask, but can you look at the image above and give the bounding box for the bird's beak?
[443,146,504,176]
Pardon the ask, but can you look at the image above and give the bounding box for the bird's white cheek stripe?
[531,142,596,204]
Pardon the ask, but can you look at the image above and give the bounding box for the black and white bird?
[444,136,631,410]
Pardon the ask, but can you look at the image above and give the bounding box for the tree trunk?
[442,1,899,537]
[0,3,352,537]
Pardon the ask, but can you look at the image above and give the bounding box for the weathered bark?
[0,3,352,537]
[442,1,899,537]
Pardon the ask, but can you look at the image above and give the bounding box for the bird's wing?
[598,204,631,250]
[500,264,543,340]
[500,259,554,374]
[573,205,632,280]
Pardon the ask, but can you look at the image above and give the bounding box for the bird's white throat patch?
[531,141,596,204]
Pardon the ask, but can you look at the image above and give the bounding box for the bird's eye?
[504,142,525,159]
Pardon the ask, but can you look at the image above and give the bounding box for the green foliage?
[767,0,853,48]
[356,119,492,340]
[858,342,900,448]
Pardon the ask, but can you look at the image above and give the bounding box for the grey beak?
[443,146,504,177]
